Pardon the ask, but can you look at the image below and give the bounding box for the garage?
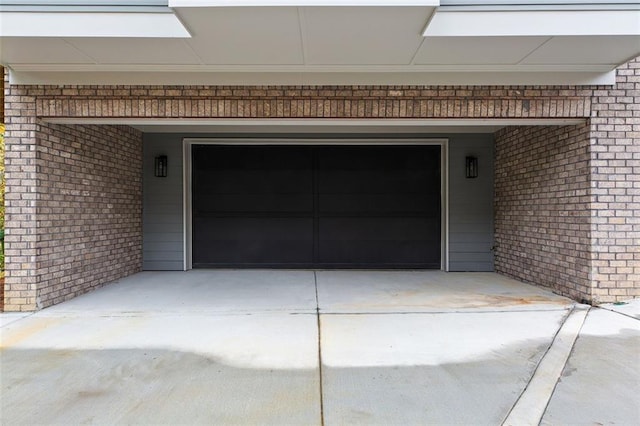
[191,143,442,269]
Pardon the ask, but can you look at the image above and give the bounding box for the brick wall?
[494,124,593,302]
[3,73,142,310]
[1,66,4,120]
[1,66,5,310]
[32,123,142,308]
[494,58,640,304]
[589,60,640,303]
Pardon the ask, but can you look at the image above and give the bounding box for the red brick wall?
[494,124,593,302]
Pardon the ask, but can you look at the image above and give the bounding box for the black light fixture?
[465,156,478,179]
[155,155,168,177]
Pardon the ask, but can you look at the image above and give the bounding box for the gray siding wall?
[448,134,495,271]
[143,134,184,270]
[142,134,495,271]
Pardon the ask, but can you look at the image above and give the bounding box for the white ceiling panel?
[0,38,95,64]
[414,36,548,65]
[1,5,638,86]
[424,10,640,37]
[65,39,201,64]
[175,7,304,65]
[522,36,640,65]
[0,12,190,38]
[302,7,433,65]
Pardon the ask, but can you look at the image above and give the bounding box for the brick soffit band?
[15,86,594,119]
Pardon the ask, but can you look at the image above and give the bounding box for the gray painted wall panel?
[450,222,494,233]
[144,232,183,242]
[143,251,184,261]
[144,241,183,251]
[448,134,495,271]
[142,133,495,272]
[451,252,495,262]
[449,261,493,272]
[143,134,184,270]
[144,261,184,270]
[449,242,493,252]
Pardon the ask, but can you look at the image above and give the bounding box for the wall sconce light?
[465,156,478,179]
[155,155,168,177]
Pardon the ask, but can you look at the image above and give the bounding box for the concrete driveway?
[1,271,638,425]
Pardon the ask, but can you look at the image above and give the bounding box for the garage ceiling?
[1,1,639,85]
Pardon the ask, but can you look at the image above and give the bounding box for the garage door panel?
[196,170,313,195]
[192,217,314,265]
[195,145,312,169]
[317,242,441,266]
[319,194,438,215]
[318,217,440,266]
[319,217,440,241]
[318,146,438,169]
[196,194,313,214]
[318,171,433,194]
[195,241,313,265]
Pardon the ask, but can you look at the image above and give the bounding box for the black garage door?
[192,144,441,268]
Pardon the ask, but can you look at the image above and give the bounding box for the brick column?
[3,72,39,310]
[589,59,640,303]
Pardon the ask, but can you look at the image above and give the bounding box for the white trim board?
[182,137,449,271]
[8,69,617,86]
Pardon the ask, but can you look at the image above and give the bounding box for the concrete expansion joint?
[596,305,640,322]
[501,304,590,426]
[318,307,572,316]
[0,312,35,328]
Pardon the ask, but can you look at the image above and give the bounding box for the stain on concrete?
[331,291,570,312]
[0,317,67,349]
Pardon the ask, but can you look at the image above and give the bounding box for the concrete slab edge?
[597,299,640,321]
[0,312,34,328]
[502,305,590,426]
